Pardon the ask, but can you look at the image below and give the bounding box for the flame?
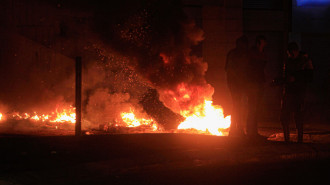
[0,89,231,136]
[30,114,40,121]
[49,107,76,124]
[178,100,231,136]
[7,106,76,124]
[162,82,231,136]
[120,109,159,131]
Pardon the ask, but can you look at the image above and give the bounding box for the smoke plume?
[93,0,212,113]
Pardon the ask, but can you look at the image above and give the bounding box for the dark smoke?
[92,0,211,113]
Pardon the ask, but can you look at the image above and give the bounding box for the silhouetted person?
[245,35,267,138]
[225,35,249,137]
[281,42,313,143]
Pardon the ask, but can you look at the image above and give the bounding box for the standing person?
[281,42,313,143]
[246,35,267,138]
[225,35,249,137]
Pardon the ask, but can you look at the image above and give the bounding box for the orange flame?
[120,109,159,131]
[0,92,230,136]
[49,107,76,124]
[178,100,231,136]
[162,82,231,136]
[9,106,76,124]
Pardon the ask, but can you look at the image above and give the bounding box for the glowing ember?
[121,110,159,131]
[178,100,231,136]
[160,53,169,64]
[0,113,3,121]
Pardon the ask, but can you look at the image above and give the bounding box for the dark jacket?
[284,53,313,93]
[225,48,249,87]
[246,47,267,85]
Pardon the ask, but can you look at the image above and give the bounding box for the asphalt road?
[0,134,329,185]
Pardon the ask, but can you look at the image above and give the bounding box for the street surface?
[0,132,330,185]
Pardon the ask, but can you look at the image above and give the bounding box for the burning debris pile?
[0,0,231,136]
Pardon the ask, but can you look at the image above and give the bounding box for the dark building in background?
[291,0,330,123]
[242,0,330,123]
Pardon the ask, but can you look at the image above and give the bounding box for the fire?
[178,100,231,136]
[8,106,76,124]
[162,82,231,136]
[120,110,159,131]
[30,114,40,121]
[49,107,76,124]
[0,86,230,137]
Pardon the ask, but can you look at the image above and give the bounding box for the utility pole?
[75,56,82,136]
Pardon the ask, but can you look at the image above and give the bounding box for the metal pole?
[75,56,82,136]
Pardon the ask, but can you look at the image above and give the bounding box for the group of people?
[225,35,313,143]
